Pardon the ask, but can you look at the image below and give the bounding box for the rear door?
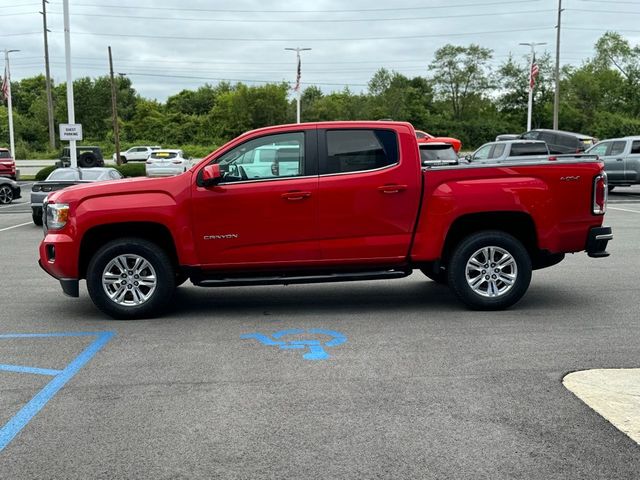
[603,141,627,183]
[316,127,421,264]
[627,140,640,183]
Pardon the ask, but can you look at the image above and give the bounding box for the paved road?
[0,195,639,479]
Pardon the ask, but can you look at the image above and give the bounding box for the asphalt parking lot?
[1,185,639,479]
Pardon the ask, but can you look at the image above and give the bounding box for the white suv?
[113,145,161,163]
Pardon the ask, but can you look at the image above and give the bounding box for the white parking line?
[0,222,32,233]
[609,206,640,214]
[0,202,28,210]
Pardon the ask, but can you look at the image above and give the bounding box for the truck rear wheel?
[448,231,531,310]
[86,238,175,319]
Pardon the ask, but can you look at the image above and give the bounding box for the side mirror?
[202,164,222,187]
[464,154,472,162]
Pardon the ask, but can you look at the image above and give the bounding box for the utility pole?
[553,0,563,130]
[2,49,19,160]
[285,47,311,123]
[520,42,546,131]
[108,46,121,165]
[40,0,55,150]
[62,0,77,168]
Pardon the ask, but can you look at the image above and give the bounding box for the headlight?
[32,184,42,192]
[46,203,70,230]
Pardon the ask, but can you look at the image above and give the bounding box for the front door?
[191,129,320,268]
[592,141,625,183]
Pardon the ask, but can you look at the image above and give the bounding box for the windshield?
[79,170,105,180]
[47,169,79,181]
[0,151,10,159]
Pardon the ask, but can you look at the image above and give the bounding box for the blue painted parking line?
[0,365,63,376]
[241,329,347,360]
[0,331,115,452]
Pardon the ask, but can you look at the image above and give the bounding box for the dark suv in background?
[520,129,596,154]
[58,146,105,168]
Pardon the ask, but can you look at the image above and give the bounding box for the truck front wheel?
[448,231,532,310]
[86,238,176,319]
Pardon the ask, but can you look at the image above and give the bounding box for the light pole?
[2,49,19,160]
[553,0,563,130]
[63,0,77,168]
[285,47,311,123]
[519,42,546,131]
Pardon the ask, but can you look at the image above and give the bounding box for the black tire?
[86,238,176,319]
[121,156,128,164]
[447,231,532,310]
[420,268,448,285]
[32,207,43,226]
[0,185,13,204]
[78,152,98,168]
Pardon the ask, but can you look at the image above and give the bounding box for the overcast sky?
[3,0,639,101]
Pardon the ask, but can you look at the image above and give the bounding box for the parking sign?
[59,123,83,141]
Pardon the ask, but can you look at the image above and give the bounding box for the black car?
[0,177,21,204]
[58,146,105,168]
[519,129,596,154]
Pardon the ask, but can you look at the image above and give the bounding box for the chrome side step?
[193,269,411,287]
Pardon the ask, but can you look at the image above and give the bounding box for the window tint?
[0,150,10,159]
[538,132,558,145]
[490,144,506,158]
[216,132,305,182]
[631,141,640,154]
[473,144,493,160]
[610,141,626,156]
[521,131,539,140]
[510,143,548,156]
[325,129,398,174]
[80,170,105,180]
[416,131,427,139]
[419,146,457,162]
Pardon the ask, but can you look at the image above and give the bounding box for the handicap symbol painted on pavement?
[240,329,347,360]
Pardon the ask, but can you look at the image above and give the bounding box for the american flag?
[1,66,8,102]
[529,54,539,90]
[293,54,301,92]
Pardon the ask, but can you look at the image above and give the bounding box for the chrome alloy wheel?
[102,254,157,306]
[0,185,13,204]
[465,246,518,298]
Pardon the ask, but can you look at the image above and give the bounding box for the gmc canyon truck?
[38,121,612,319]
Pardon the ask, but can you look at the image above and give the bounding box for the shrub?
[114,163,146,178]
[35,165,58,181]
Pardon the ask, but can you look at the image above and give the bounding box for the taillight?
[593,173,607,215]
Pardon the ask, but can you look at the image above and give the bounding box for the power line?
[566,8,640,15]
[51,26,554,43]
[0,12,38,17]
[50,0,542,14]
[48,8,556,24]
[578,0,640,4]
[0,32,41,37]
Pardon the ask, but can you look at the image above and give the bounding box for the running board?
[192,269,411,287]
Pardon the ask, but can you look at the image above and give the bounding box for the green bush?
[114,163,146,178]
[35,165,58,181]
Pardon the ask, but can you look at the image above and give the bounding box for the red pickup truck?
[38,121,612,319]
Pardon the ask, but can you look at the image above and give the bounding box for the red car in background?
[0,148,16,180]
[415,130,462,153]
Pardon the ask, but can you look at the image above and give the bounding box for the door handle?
[281,191,312,201]
[378,184,408,194]
[616,158,624,161]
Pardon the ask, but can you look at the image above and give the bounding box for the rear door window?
[324,129,398,174]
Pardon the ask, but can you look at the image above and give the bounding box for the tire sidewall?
[0,185,13,204]
[78,152,97,168]
[86,238,175,319]
[448,231,532,310]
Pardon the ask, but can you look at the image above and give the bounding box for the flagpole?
[3,49,19,160]
[519,42,546,131]
[285,47,311,124]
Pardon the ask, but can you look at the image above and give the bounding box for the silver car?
[31,167,123,225]
[586,136,640,192]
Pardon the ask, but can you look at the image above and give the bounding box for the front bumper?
[38,259,79,297]
[39,231,81,297]
[586,226,613,258]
